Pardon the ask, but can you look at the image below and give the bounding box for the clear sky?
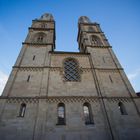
[0,0,140,94]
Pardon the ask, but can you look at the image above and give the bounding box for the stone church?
[0,13,140,140]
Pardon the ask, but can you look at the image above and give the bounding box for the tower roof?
[78,16,91,23]
[39,13,54,21]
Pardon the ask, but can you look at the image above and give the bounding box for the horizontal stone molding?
[22,42,54,46]
[106,97,133,103]
[46,96,99,103]
[98,68,123,72]
[13,66,43,71]
[29,27,54,31]
[12,66,92,73]
[50,51,90,57]
[81,68,91,72]
[32,19,55,23]
[6,98,39,104]
[86,45,112,48]
[12,66,122,72]
[0,96,139,104]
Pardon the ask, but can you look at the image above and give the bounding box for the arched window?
[91,35,102,46]
[57,103,65,125]
[118,102,128,115]
[19,103,26,117]
[64,58,80,81]
[83,103,94,125]
[33,32,47,43]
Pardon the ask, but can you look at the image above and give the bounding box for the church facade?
[0,13,140,140]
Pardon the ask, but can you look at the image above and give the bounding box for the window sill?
[85,122,94,125]
[17,116,24,118]
[56,123,66,126]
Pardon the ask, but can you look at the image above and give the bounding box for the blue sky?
[0,0,140,94]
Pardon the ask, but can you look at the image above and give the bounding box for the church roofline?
[49,51,90,55]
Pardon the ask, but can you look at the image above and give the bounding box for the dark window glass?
[64,58,80,81]
[37,35,43,42]
[33,32,47,44]
[57,103,65,125]
[27,75,30,82]
[19,103,26,117]
[118,102,128,115]
[109,75,113,83]
[33,55,35,60]
[83,103,94,125]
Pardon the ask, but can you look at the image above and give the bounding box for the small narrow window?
[103,57,105,63]
[80,43,85,52]
[19,103,26,117]
[27,75,30,82]
[118,102,128,115]
[83,103,94,125]
[33,55,36,60]
[109,75,113,83]
[57,103,65,125]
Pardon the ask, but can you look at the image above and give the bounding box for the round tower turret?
[40,13,54,21]
[78,16,91,23]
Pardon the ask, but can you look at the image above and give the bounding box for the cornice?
[96,68,123,71]
[49,51,90,55]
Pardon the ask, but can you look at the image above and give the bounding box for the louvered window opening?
[64,59,80,81]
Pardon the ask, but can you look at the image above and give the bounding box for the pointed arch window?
[64,58,80,81]
[57,103,66,125]
[19,103,26,117]
[91,35,102,46]
[83,103,94,125]
[118,102,128,115]
[34,32,47,43]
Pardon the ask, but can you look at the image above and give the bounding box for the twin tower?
[0,13,140,140]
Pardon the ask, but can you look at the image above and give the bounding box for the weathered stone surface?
[0,13,140,140]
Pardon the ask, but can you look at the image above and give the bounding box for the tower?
[0,14,140,140]
[77,16,140,140]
